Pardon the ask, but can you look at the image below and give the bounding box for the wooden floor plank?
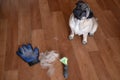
[107,38,120,73]
[48,0,60,12]
[0,0,120,80]
[2,0,19,71]
[18,0,32,44]
[94,27,120,80]
[31,0,42,30]
[32,30,47,52]
[0,20,7,80]
[4,70,18,80]
[89,51,113,80]
[71,38,99,80]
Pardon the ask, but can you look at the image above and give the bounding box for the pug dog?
[69,0,98,44]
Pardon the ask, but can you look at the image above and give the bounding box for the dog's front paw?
[69,35,74,40]
[82,41,87,45]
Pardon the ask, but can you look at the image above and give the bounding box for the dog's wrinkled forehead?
[76,1,88,10]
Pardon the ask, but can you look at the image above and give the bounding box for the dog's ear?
[81,3,88,9]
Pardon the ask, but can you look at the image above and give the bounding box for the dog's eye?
[77,5,81,9]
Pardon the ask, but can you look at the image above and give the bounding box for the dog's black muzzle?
[73,7,94,20]
[73,8,86,20]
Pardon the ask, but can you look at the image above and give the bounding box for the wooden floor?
[0,0,120,80]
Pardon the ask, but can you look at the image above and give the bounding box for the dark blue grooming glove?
[16,44,40,66]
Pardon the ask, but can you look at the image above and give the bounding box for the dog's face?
[73,1,88,19]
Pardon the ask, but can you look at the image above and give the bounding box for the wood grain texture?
[0,0,120,80]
